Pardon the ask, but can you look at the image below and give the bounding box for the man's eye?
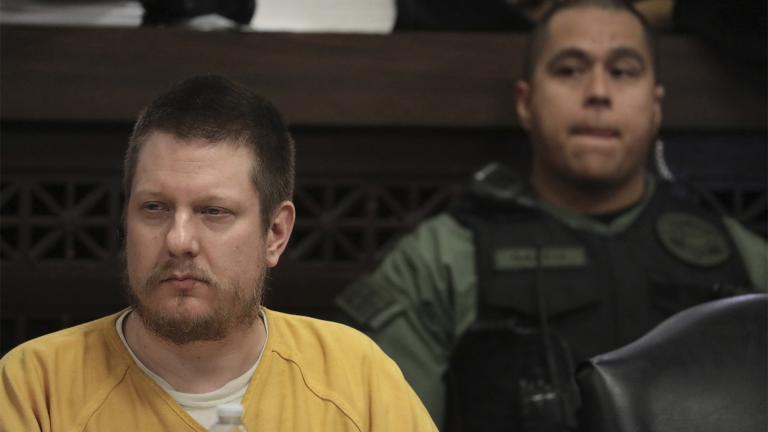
[202,207,230,217]
[141,202,167,212]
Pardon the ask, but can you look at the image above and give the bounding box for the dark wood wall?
[1,24,766,352]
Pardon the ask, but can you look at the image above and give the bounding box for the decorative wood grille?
[1,178,123,262]
[1,177,466,264]
[1,177,765,264]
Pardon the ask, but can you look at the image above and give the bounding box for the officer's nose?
[584,68,611,109]
[166,211,200,258]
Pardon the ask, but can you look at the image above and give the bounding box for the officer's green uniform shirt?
[336,177,768,426]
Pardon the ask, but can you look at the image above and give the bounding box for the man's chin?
[132,296,261,345]
[133,302,228,345]
[161,295,213,315]
[152,315,225,344]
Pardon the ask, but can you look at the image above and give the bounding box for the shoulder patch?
[656,211,731,267]
[336,281,404,330]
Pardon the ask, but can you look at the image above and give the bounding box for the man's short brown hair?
[124,75,295,231]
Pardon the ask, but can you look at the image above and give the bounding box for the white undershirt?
[116,310,267,429]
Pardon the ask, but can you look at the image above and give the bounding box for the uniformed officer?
[336,0,767,430]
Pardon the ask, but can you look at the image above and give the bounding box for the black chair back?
[576,293,767,432]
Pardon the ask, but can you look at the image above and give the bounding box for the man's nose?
[584,68,611,108]
[165,211,200,258]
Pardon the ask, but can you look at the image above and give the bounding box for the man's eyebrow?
[134,188,244,204]
[132,190,165,199]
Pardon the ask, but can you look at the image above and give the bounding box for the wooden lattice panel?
[1,177,765,263]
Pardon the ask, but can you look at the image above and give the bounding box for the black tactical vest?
[445,164,753,432]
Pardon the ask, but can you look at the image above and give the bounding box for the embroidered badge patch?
[656,212,731,267]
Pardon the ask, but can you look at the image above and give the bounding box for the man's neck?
[123,310,266,393]
[531,170,647,215]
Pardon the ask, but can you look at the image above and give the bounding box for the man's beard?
[125,259,264,345]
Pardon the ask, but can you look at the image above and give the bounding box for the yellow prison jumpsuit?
[0,308,437,432]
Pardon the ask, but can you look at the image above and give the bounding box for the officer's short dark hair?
[124,75,295,231]
[522,0,658,81]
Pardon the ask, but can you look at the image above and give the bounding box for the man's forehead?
[541,7,651,61]
[132,132,255,185]
[138,131,252,161]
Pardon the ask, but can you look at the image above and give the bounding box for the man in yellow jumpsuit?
[0,75,437,432]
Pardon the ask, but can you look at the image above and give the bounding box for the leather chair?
[576,293,767,432]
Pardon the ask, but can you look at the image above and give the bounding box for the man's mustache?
[142,260,218,290]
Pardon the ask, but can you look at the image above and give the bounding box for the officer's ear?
[515,80,532,131]
[653,84,665,131]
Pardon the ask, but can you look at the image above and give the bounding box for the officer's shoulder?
[468,162,529,203]
[656,177,727,216]
[391,213,472,251]
[451,163,537,224]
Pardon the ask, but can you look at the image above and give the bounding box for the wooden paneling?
[1,25,765,130]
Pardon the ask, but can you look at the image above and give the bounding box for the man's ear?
[515,80,533,131]
[265,200,295,268]
[653,84,665,130]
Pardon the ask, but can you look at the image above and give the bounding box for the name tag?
[494,246,587,270]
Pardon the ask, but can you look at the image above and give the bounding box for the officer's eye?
[551,61,586,78]
[609,59,643,79]
[609,67,633,79]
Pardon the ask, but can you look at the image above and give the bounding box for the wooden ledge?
[1,24,765,130]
